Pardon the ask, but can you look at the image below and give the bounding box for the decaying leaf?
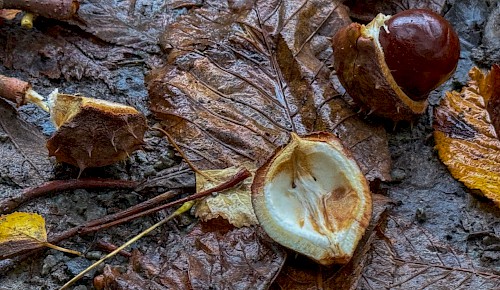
[0,212,80,259]
[147,0,391,182]
[46,90,147,173]
[0,99,52,187]
[194,164,258,227]
[434,66,500,206]
[360,216,500,289]
[95,219,286,290]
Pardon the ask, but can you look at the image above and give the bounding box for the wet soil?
[0,0,499,289]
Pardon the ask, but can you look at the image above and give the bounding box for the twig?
[79,168,251,234]
[0,169,250,261]
[95,240,132,258]
[60,201,195,290]
[0,74,48,110]
[0,0,79,21]
[0,178,138,214]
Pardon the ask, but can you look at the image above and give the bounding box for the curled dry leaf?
[147,0,391,182]
[46,91,147,173]
[252,132,372,265]
[0,212,80,259]
[434,66,500,206]
[194,163,258,227]
[94,219,286,290]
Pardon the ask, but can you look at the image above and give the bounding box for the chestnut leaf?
[147,0,391,181]
[434,66,500,207]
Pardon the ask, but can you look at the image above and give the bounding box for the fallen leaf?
[194,163,258,227]
[360,216,500,289]
[96,219,286,289]
[72,0,175,54]
[0,99,52,187]
[434,66,500,206]
[147,0,391,182]
[0,212,80,259]
[271,194,391,289]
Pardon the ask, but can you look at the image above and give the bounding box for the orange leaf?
[434,66,500,206]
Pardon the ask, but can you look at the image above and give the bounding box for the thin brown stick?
[0,178,138,214]
[1,0,79,21]
[0,169,250,261]
[80,168,251,234]
[95,240,132,258]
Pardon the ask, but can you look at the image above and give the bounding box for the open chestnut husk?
[332,9,460,121]
[251,132,371,265]
[46,91,147,174]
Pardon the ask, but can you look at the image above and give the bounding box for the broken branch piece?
[0,0,79,21]
[0,74,48,111]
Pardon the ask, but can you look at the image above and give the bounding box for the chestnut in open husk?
[332,9,460,121]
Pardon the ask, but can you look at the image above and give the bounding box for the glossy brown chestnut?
[379,9,460,101]
[332,9,460,121]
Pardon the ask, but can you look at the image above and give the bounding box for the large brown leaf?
[360,216,500,289]
[97,219,286,290]
[147,0,391,181]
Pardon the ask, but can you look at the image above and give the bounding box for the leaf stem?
[43,242,81,256]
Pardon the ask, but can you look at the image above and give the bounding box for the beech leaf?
[0,212,80,259]
[147,0,391,181]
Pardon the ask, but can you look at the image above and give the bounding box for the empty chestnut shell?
[251,132,372,265]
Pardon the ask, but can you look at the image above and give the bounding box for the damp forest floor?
[0,0,499,289]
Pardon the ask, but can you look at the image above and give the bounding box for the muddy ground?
[0,0,499,289]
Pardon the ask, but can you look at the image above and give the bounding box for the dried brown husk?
[46,92,147,172]
[434,66,500,206]
[332,14,427,121]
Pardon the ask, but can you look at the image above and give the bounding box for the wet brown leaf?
[0,99,52,187]
[344,0,447,22]
[271,194,391,290]
[97,219,286,290]
[73,0,176,54]
[360,216,500,289]
[147,0,391,181]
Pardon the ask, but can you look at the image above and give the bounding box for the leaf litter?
[0,0,499,289]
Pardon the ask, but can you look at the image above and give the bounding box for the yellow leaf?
[434,66,500,207]
[0,212,80,259]
[194,163,259,227]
